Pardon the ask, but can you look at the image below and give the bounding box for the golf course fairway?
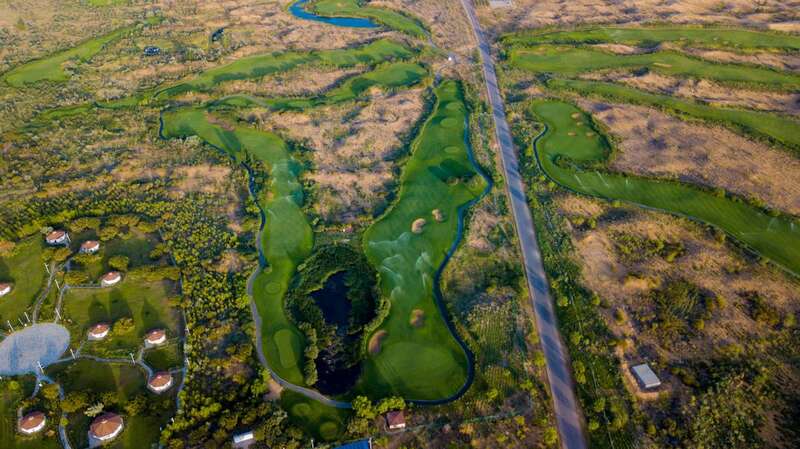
[160,108,311,385]
[3,24,136,87]
[360,80,487,400]
[155,39,415,98]
[530,100,800,276]
[212,61,429,111]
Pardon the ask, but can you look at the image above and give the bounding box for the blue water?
[289,0,379,28]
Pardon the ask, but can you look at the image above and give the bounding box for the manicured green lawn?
[510,46,800,90]
[546,78,800,153]
[62,277,179,354]
[311,0,427,38]
[3,25,135,87]
[359,81,487,400]
[530,100,800,276]
[0,377,60,449]
[503,26,800,51]
[143,341,183,371]
[0,238,46,325]
[213,61,429,111]
[281,390,351,442]
[156,39,415,98]
[161,108,312,385]
[47,360,172,449]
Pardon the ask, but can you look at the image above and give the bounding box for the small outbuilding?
[232,430,255,447]
[45,230,69,245]
[18,411,46,435]
[385,410,406,430]
[100,271,122,287]
[143,46,161,56]
[89,412,124,442]
[631,363,662,389]
[0,282,13,297]
[88,323,111,341]
[80,240,101,254]
[147,371,173,394]
[145,329,167,347]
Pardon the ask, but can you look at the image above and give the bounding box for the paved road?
[458,2,588,448]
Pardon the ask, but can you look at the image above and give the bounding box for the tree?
[124,395,147,416]
[108,255,130,271]
[41,383,60,402]
[85,402,104,417]
[61,392,89,413]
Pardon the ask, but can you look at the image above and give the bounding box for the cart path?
[457,1,588,448]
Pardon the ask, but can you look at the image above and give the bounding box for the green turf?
[155,38,415,98]
[503,26,800,51]
[62,277,179,354]
[160,108,312,385]
[546,78,800,153]
[280,390,351,441]
[143,341,183,371]
[510,45,800,90]
[359,80,486,400]
[3,25,135,87]
[212,61,429,111]
[0,238,46,325]
[530,100,800,276]
[47,360,171,449]
[0,377,60,449]
[310,0,427,37]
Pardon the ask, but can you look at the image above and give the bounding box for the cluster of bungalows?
[45,231,121,288]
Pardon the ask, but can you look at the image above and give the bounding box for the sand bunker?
[410,309,425,328]
[411,218,427,234]
[368,330,388,355]
[432,209,444,222]
[0,323,70,375]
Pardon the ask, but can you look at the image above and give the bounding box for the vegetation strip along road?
[529,100,800,276]
[360,80,488,401]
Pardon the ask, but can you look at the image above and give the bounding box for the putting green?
[310,0,427,38]
[160,108,312,384]
[530,100,800,276]
[360,80,487,400]
[4,23,140,87]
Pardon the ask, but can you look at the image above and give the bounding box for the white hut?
[45,230,69,245]
[0,283,12,297]
[632,363,662,389]
[100,271,122,287]
[18,411,46,435]
[89,413,124,442]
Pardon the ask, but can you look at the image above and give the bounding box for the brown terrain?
[575,100,800,216]
[478,0,800,34]
[256,88,426,222]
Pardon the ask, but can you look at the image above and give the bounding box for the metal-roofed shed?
[632,363,661,389]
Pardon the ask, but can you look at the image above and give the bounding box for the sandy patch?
[410,309,426,327]
[411,218,427,234]
[368,330,388,355]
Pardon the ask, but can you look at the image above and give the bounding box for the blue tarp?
[334,440,371,449]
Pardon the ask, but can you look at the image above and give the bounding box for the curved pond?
[0,323,70,375]
[289,0,378,28]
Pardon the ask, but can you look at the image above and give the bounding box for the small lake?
[0,323,70,375]
[289,0,379,29]
[310,271,352,327]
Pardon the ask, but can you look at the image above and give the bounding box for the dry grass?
[258,88,425,222]
[477,0,800,35]
[577,100,800,215]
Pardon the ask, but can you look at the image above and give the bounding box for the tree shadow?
[108,289,133,322]
[88,296,109,325]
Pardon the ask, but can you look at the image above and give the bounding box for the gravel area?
[0,323,70,375]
